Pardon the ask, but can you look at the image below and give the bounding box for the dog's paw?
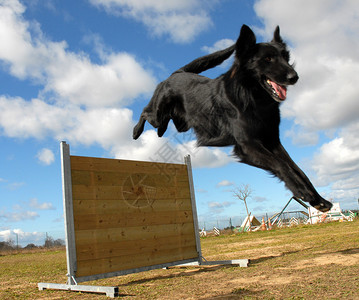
[133,128,143,140]
[133,128,140,140]
[133,122,145,140]
[310,199,333,212]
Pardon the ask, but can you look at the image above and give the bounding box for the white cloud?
[202,39,235,54]
[323,189,359,206]
[283,57,359,130]
[89,0,215,43]
[254,0,359,130]
[45,51,156,107]
[68,107,134,148]
[111,129,171,162]
[0,95,134,148]
[36,148,55,165]
[0,97,65,138]
[208,201,234,208]
[201,38,235,69]
[178,141,235,168]
[29,198,55,210]
[0,198,53,223]
[253,196,267,203]
[0,0,159,163]
[111,130,234,168]
[0,0,156,107]
[254,0,359,205]
[208,202,223,209]
[0,229,44,246]
[312,124,359,188]
[0,229,12,241]
[7,181,25,191]
[217,180,234,187]
[284,126,319,146]
[208,201,235,214]
[0,210,39,222]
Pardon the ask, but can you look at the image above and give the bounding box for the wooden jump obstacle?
[38,141,248,297]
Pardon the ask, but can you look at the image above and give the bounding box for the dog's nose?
[287,71,299,84]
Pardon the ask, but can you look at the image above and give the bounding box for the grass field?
[0,220,358,299]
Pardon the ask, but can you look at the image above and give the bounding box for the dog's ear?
[236,24,256,58]
[272,26,283,44]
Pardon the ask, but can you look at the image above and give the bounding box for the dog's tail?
[175,44,235,74]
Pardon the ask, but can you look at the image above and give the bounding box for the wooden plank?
[72,185,122,200]
[76,234,196,261]
[73,210,194,230]
[71,185,191,201]
[74,223,195,245]
[70,156,187,175]
[76,246,198,277]
[71,170,189,188]
[72,198,193,215]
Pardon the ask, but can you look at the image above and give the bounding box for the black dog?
[133,25,332,212]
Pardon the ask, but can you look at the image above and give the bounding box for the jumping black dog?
[133,25,332,212]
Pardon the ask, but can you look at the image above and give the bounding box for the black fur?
[133,25,332,212]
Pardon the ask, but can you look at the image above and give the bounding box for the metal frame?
[271,197,309,225]
[38,142,248,298]
[38,283,119,298]
[60,141,77,285]
[184,155,202,263]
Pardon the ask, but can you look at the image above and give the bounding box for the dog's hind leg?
[133,115,146,140]
[157,117,170,137]
[133,111,170,139]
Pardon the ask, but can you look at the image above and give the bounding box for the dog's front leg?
[271,144,332,211]
[234,142,332,212]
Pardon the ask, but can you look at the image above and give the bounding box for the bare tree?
[233,184,252,231]
[44,235,54,248]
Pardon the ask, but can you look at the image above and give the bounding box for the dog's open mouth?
[265,78,287,102]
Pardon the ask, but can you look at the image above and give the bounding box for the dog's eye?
[265,57,272,62]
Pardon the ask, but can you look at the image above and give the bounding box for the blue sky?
[1,0,359,246]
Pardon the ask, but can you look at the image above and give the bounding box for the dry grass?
[0,220,358,299]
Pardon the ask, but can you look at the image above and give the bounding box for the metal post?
[60,141,77,284]
[184,155,202,263]
[272,197,294,225]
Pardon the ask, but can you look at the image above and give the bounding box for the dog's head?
[234,25,298,102]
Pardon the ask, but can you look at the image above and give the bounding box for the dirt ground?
[0,220,358,299]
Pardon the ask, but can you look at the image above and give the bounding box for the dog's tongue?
[272,81,287,100]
